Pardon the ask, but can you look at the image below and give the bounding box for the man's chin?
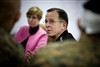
[48,34,55,37]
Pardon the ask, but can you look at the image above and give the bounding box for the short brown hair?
[26,6,43,20]
[47,8,68,24]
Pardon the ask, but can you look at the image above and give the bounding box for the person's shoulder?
[63,30,76,40]
[33,40,84,67]
[38,25,47,34]
[47,39,78,47]
[0,28,25,57]
[18,25,29,31]
[39,24,46,31]
[36,40,79,54]
[20,25,29,29]
[0,32,28,66]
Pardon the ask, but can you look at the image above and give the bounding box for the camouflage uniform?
[31,34,100,67]
[0,25,31,67]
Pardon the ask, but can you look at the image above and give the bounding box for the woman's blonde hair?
[26,6,43,20]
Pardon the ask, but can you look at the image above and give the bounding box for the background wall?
[10,0,87,40]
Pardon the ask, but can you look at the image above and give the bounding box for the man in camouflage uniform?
[30,0,100,67]
[0,0,32,67]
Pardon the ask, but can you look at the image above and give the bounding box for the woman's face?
[27,14,40,28]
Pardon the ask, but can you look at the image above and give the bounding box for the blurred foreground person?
[0,0,32,67]
[31,0,100,67]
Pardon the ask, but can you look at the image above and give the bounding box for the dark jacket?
[56,30,76,42]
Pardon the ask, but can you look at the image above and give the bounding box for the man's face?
[45,11,64,37]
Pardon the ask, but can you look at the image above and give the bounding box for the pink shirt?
[14,26,48,55]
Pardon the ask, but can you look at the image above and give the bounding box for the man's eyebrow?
[49,19,54,20]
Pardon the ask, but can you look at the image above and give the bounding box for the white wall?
[11,0,86,40]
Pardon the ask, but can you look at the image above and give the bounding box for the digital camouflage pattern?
[32,34,100,67]
[0,26,32,67]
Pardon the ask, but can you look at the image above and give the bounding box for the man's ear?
[62,22,67,29]
[14,12,21,23]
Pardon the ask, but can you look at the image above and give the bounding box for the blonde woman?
[14,6,48,61]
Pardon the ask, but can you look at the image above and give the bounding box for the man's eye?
[45,20,55,24]
[50,20,54,23]
[45,20,47,23]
